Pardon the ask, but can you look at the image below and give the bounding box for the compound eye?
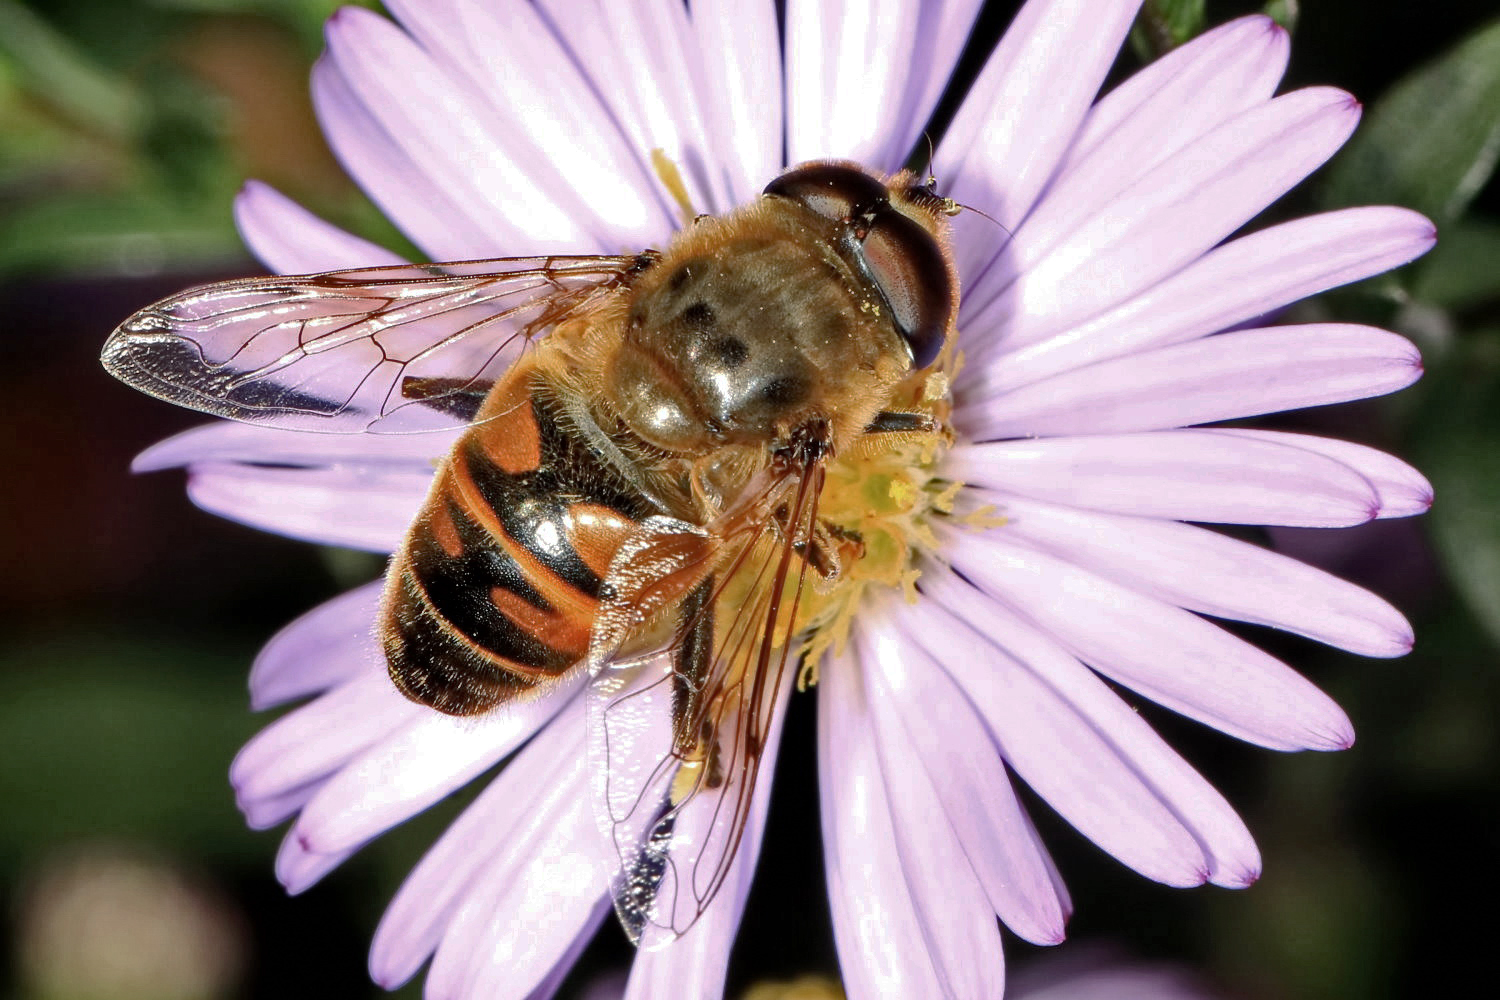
[764,163,887,223]
[859,211,953,370]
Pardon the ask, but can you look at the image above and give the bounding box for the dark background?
[2,1,1498,997]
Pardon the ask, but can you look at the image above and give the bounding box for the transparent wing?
[586,466,825,948]
[102,254,648,433]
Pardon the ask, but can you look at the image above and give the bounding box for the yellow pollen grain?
[785,357,966,681]
[796,656,819,692]
[962,504,1010,530]
[922,370,950,402]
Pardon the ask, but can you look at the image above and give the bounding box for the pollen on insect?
[790,348,976,680]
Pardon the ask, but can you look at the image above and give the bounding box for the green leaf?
[0,635,262,863]
[1320,18,1500,227]
[1412,217,1500,311]
[1130,0,1206,62]
[1261,0,1299,33]
[0,188,245,276]
[1408,332,1500,650]
[0,0,143,141]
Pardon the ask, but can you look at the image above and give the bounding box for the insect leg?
[862,410,936,435]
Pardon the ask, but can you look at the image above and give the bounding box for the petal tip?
[369,969,404,992]
[227,758,250,794]
[236,178,269,202]
[278,875,310,897]
[1320,724,1356,752]
[1244,12,1284,40]
[324,4,377,49]
[1217,864,1261,889]
[128,451,169,475]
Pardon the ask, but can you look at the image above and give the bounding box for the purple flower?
[133,0,1434,997]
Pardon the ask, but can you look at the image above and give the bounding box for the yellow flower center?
[791,356,999,686]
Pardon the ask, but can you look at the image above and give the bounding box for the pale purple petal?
[275,831,355,895]
[786,0,985,171]
[1058,16,1286,178]
[550,0,735,215]
[386,0,669,246]
[1020,17,1289,285]
[1209,428,1434,518]
[964,88,1361,346]
[994,495,1414,657]
[917,569,1260,888]
[423,702,614,1000]
[519,905,611,1000]
[241,784,320,832]
[936,0,1142,280]
[310,53,493,259]
[1026,807,1073,921]
[293,676,585,856]
[375,0,471,65]
[135,421,443,552]
[894,1,992,168]
[368,693,598,990]
[132,420,455,475]
[324,7,598,256]
[819,643,946,999]
[963,206,1436,389]
[230,669,422,817]
[945,430,1380,527]
[183,462,428,552]
[248,580,384,711]
[693,0,784,203]
[862,599,1067,944]
[956,324,1421,440]
[233,180,404,274]
[786,0,914,167]
[859,626,1006,1000]
[943,528,1354,752]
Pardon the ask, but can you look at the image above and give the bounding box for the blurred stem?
[0,0,144,142]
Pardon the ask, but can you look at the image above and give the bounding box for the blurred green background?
[1,0,1498,997]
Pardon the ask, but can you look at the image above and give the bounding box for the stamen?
[789,352,970,677]
[651,149,698,226]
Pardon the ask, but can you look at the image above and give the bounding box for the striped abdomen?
[381,366,656,716]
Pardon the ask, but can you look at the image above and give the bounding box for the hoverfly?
[103,161,960,946]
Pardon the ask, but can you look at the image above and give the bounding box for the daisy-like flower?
[126,0,1435,997]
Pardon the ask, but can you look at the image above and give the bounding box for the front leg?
[863,410,937,435]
